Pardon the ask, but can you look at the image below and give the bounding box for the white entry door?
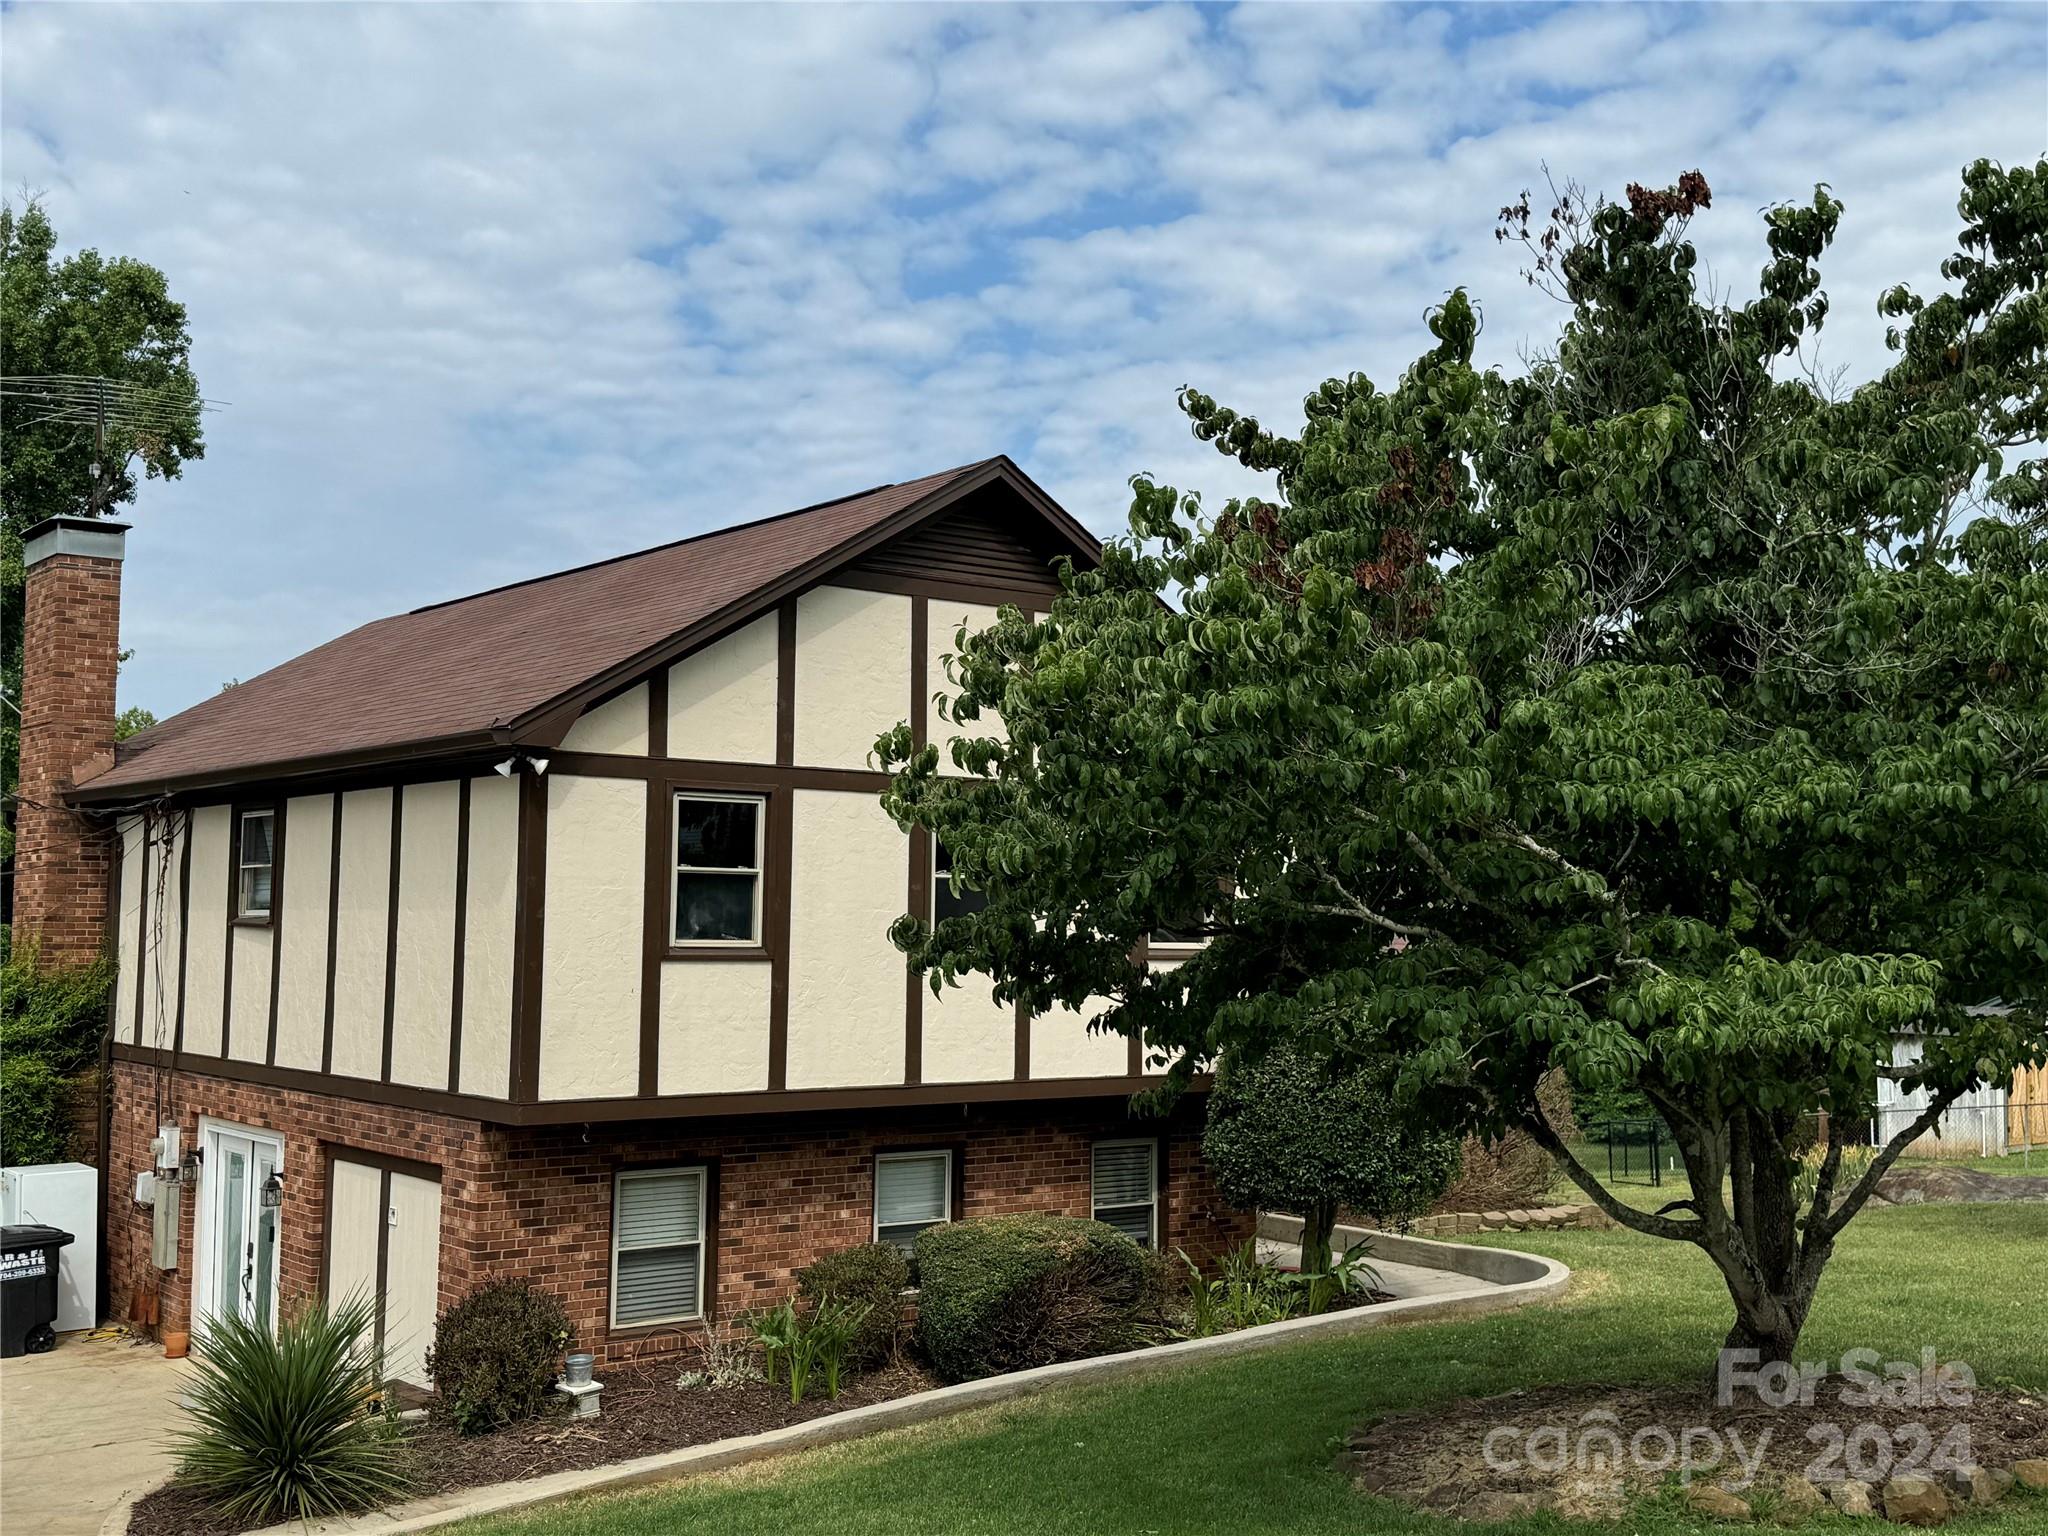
[196,1122,284,1340]
[325,1155,443,1388]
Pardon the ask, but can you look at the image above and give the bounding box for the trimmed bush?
[425,1279,572,1435]
[172,1294,407,1524]
[913,1214,1167,1383]
[1203,1044,1463,1273]
[796,1242,909,1367]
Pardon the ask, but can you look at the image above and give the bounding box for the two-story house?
[13,457,1244,1385]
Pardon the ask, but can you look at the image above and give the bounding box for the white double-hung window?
[1091,1140,1159,1247]
[672,793,764,945]
[236,808,276,920]
[874,1150,952,1254]
[611,1167,708,1326]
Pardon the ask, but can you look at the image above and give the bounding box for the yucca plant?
[171,1293,409,1523]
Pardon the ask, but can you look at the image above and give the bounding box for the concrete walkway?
[0,1332,189,1536]
[1255,1237,1493,1302]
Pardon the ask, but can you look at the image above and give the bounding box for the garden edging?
[227,1231,1567,1536]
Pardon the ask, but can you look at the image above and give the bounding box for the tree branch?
[1817,1083,1967,1241]
[1523,1106,1706,1244]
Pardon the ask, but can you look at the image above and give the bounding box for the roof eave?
[63,726,516,808]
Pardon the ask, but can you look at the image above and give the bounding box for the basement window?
[236,809,275,920]
[1092,1139,1159,1248]
[611,1166,707,1327]
[672,793,764,945]
[874,1149,952,1254]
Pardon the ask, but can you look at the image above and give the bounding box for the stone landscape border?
[207,1231,1566,1536]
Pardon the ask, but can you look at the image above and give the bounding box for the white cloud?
[4,1,2041,715]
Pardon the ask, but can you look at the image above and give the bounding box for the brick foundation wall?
[108,1061,1250,1366]
[15,543,124,967]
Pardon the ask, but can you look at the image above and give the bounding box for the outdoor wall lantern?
[260,1171,284,1209]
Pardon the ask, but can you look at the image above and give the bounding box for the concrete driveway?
[0,1332,189,1535]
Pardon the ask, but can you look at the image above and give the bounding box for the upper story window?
[236,808,275,920]
[932,840,987,924]
[672,792,764,946]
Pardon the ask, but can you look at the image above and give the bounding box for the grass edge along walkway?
[452,1201,2047,1536]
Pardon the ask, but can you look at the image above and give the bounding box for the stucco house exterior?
[13,457,1245,1385]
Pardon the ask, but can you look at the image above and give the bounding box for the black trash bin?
[1,1224,75,1357]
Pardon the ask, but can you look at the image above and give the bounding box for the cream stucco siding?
[1032,997,1130,1079]
[179,806,232,1059]
[787,789,907,1088]
[539,773,644,1100]
[134,816,187,1052]
[794,586,910,770]
[922,979,1014,1083]
[272,795,334,1072]
[657,962,772,1095]
[458,775,519,1099]
[389,781,460,1089]
[926,599,1006,772]
[560,682,649,756]
[668,616,778,763]
[112,817,144,1046]
[226,925,272,1061]
[330,788,394,1081]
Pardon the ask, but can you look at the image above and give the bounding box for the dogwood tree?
[881,160,2048,1372]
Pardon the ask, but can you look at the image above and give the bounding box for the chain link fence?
[1867,1097,2046,1168]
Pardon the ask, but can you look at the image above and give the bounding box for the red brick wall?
[15,547,123,966]
[107,1061,1251,1366]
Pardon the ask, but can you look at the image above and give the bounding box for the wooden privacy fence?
[2012,1067,2048,1147]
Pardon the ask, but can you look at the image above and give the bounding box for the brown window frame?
[232,803,281,926]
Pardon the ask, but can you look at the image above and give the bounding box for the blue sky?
[5,2,2044,718]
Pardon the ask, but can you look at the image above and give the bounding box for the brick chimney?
[13,516,128,967]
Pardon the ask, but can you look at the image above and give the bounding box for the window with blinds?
[874,1150,952,1253]
[1091,1140,1158,1247]
[610,1167,707,1327]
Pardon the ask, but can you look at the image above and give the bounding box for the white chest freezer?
[1,1162,99,1333]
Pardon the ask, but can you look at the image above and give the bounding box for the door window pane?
[217,1146,248,1322]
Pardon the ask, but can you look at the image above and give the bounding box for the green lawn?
[458,1203,2048,1536]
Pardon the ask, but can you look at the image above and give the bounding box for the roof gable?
[77,457,1096,801]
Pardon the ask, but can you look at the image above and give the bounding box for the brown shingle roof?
[78,458,1072,801]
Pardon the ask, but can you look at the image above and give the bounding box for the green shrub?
[0,940,112,1165]
[424,1279,572,1435]
[796,1242,909,1367]
[0,1053,71,1166]
[913,1214,1167,1383]
[1202,1044,1463,1272]
[172,1293,407,1524]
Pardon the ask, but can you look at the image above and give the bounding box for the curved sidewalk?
[229,1228,1565,1536]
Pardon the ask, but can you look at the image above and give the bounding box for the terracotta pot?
[162,1329,190,1359]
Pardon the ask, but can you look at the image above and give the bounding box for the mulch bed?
[128,1358,938,1536]
[1342,1377,2048,1523]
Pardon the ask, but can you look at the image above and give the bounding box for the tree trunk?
[1301,1199,1338,1275]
